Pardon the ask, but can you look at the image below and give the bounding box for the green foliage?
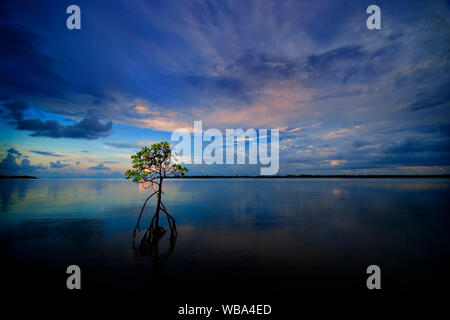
[125,142,188,183]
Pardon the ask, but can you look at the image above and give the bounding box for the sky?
[0,0,449,177]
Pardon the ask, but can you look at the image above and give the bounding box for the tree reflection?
[132,206,177,263]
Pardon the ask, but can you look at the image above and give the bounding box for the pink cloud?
[199,85,313,128]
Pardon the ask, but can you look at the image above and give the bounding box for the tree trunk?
[154,176,163,230]
[134,190,157,233]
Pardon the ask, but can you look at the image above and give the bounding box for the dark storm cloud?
[88,163,110,171]
[16,112,113,139]
[49,160,70,169]
[1,101,113,139]
[30,150,63,157]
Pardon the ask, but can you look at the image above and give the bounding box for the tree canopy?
[125,142,188,185]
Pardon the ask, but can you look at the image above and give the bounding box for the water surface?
[1,178,449,299]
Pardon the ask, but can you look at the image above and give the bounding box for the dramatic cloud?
[0,0,449,175]
[88,163,111,171]
[17,112,112,139]
[1,101,113,139]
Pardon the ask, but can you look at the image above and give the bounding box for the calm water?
[1,178,450,301]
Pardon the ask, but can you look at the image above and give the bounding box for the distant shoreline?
[0,175,37,179]
[173,174,450,179]
[1,174,449,180]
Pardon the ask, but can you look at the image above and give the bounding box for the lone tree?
[126,142,187,244]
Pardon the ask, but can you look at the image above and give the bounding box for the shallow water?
[1,178,449,300]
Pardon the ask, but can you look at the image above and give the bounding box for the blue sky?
[1,0,449,177]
